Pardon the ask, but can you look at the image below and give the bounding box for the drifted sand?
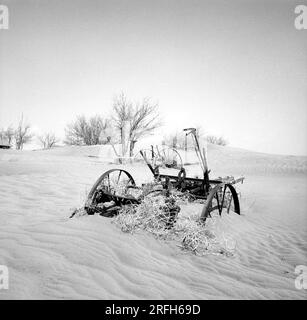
[0,144,306,299]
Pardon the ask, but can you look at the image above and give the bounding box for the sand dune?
[0,145,306,299]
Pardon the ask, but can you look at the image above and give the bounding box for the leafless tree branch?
[112,93,162,157]
[38,132,59,149]
[14,114,33,150]
[64,115,110,145]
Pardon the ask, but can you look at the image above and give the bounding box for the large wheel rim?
[87,169,136,206]
[157,147,183,170]
[200,183,240,222]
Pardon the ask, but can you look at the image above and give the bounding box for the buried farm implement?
[75,128,244,224]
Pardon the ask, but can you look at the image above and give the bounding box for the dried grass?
[113,195,177,237]
[113,192,237,257]
[72,179,237,257]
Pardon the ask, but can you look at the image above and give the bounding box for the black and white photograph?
[0,0,306,301]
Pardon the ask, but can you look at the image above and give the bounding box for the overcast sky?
[0,0,306,155]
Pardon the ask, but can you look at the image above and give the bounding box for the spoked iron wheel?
[85,169,138,215]
[200,183,240,222]
[88,169,136,200]
[156,147,183,170]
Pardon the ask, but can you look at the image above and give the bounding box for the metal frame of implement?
[81,128,244,222]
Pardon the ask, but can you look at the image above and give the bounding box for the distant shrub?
[38,132,59,149]
[206,135,228,146]
[163,127,205,150]
[64,115,110,146]
[1,115,33,150]
[0,126,14,146]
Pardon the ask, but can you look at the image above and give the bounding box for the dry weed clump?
[71,180,236,256]
[113,195,179,238]
[113,194,237,257]
[176,218,236,256]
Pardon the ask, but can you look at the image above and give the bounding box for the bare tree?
[89,115,109,145]
[0,126,14,146]
[4,126,14,145]
[38,132,59,149]
[65,115,86,145]
[65,115,109,145]
[112,93,133,155]
[14,115,32,150]
[129,98,161,154]
[112,93,162,157]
